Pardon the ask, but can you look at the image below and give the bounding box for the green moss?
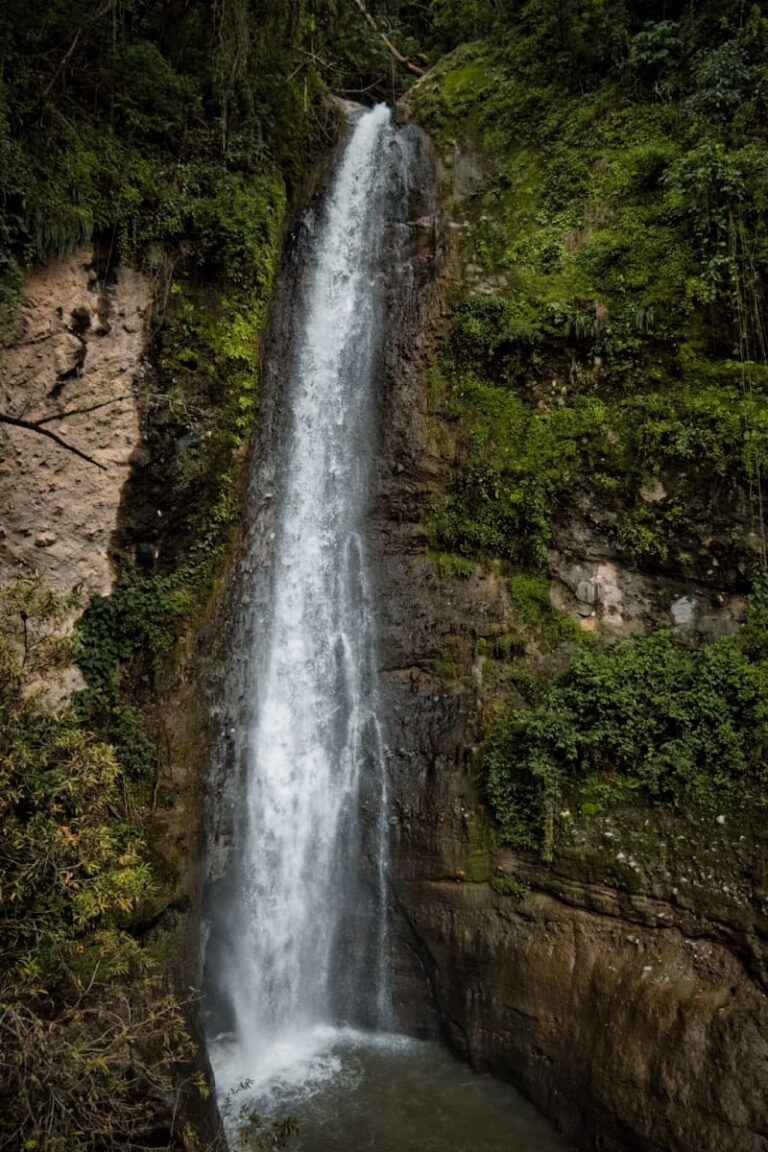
[490,872,529,898]
[507,573,579,650]
[462,806,497,882]
[431,368,615,566]
[414,9,768,579]
[428,550,477,579]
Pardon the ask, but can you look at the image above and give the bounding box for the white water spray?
[208,104,397,1102]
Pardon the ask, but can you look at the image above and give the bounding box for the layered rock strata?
[373,130,768,1152]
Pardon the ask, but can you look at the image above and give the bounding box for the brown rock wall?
[374,129,768,1152]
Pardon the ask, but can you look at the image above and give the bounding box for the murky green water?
[218,1031,571,1152]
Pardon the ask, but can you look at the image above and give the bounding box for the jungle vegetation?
[2,0,768,1144]
[409,0,768,855]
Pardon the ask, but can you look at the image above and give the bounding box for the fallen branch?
[36,394,133,426]
[0,414,106,470]
[0,393,135,469]
[349,0,425,77]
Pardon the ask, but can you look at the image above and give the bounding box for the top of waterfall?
[329,95,369,117]
[328,97,391,123]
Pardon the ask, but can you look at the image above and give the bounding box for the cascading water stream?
[207,103,397,1106]
[203,103,572,1152]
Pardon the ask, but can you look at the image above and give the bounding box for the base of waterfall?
[210,1028,572,1150]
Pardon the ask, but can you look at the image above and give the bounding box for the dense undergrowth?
[409,1,768,856]
[0,580,205,1150]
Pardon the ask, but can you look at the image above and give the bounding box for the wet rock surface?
[372,133,768,1152]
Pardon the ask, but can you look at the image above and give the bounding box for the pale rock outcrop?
[0,247,149,699]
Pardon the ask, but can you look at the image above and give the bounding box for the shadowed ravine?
[201,104,571,1150]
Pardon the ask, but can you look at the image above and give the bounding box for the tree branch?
[41,29,82,99]
[0,414,106,470]
[349,0,425,77]
[35,394,132,425]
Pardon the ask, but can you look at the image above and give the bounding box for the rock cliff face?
[0,248,148,699]
[373,131,768,1152]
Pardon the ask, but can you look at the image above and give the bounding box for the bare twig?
[35,394,133,425]
[41,29,82,99]
[0,414,106,470]
[349,0,425,77]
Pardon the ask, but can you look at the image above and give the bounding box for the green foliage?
[432,368,611,566]
[77,577,195,690]
[0,0,380,300]
[414,0,768,577]
[487,629,768,857]
[507,572,579,649]
[449,293,538,382]
[111,40,198,144]
[490,871,529,898]
[430,0,499,49]
[0,582,200,1151]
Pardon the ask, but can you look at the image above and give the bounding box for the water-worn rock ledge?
[373,127,768,1152]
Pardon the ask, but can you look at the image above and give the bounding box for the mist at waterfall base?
[203,105,570,1150]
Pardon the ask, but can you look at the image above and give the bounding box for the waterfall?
[206,103,400,1105]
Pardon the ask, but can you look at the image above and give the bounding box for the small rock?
[716,814,726,826]
[35,530,57,548]
[53,332,85,378]
[640,478,666,503]
[575,579,596,605]
[671,596,696,626]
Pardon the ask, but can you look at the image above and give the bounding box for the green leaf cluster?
[487,627,768,857]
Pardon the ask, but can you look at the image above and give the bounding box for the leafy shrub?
[487,630,768,857]
[450,293,538,381]
[0,584,200,1151]
[687,39,752,123]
